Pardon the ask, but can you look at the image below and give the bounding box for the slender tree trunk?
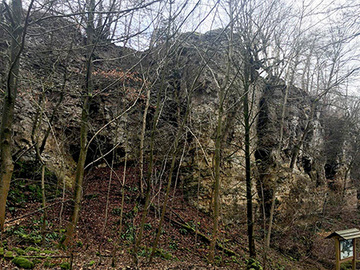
[134,67,166,264]
[0,97,15,232]
[64,106,89,245]
[139,85,151,197]
[244,64,256,258]
[0,0,23,232]
[209,92,223,262]
[244,88,256,258]
[209,2,234,262]
[40,165,47,245]
[99,153,115,259]
[64,0,95,245]
[265,186,276,248]
[149,87,192,262]
[30,85,48,246]
[134,10,175,257]
[112,143,127,267]
[149,140,180,262]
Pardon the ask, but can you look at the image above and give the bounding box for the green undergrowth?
[246,258,263,270]
[1,221,61,268]
[132,246,176,261]
[5,219,64,246]
[0,244,61,269]
[7,160,59,213]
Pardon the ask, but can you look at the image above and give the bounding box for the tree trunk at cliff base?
[0,98,15,232]
[64,0,95,245]
[0,0,23,232]
[63,101,89,245]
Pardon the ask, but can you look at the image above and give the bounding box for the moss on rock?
[12,256,34,269]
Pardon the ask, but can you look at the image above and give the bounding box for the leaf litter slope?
[2,164,337,269]
[2,165,247,269]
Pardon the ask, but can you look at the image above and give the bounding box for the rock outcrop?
[0,14,357,222]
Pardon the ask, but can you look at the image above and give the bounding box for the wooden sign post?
[326,228,360,270]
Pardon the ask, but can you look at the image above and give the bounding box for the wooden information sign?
[326,228,360,270]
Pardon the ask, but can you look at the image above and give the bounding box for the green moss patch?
[4,251,14,258]
[25,246,41,253]
[13,247,26,255]
[12,256,34,269]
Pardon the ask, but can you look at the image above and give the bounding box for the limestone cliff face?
[181,69,328,221]
[254,78,327,218]
[0,12,144,186]
[0,19,355,220]
[176,32,353,221]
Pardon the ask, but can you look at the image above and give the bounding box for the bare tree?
[0,0,35,232]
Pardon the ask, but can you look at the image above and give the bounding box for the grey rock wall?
[0,20,355,221]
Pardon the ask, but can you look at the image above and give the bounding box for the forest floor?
[0,164,354,269]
